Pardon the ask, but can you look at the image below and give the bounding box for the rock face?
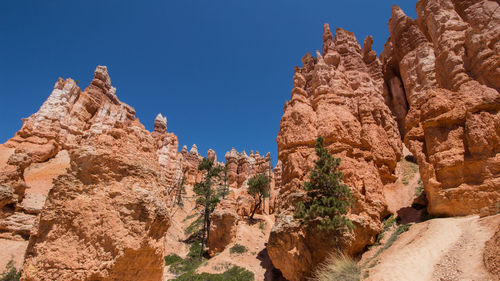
[224,148,272,188]
[382,0,500,216]
[1,66,174,280]
[269,24,402,281]
[207,201,240,256]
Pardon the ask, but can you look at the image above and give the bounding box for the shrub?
[230,244,247,254]
[188,241,203,258]
[0,260,21,281]
[173,266,254,281]
[368,223,412,268]
[167,242,206,275]
[165,254,183,266]
[259,221,266,231]
[312,253,360,281]
[415,179,424,196]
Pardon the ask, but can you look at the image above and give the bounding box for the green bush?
[0,260,21,281]
[230,244,247,254]
[173,266,254,281]
[165,254,183,266]
[167,242,206,275]
[188,241,203,258]
[312,253,360,281]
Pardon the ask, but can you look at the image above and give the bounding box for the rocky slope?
[0,66,278,280]
[0,66,175,280]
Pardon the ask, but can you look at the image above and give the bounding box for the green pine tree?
[175,176,186,207]
[247,174,270,221]
[294,136,354,232]
[193,158,222,257]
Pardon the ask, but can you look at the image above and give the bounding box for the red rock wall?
[382,0,500,216]
[0,66,174,280]
[269,24,402,281]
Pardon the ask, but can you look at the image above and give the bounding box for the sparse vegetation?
[259,221,266,231]
[230,244,247,254]
[383,224,411,250]
[165,254,183,266]
[0,260,21,281]
[218,163,230,199]
[184,215,203,236]
[167,242,206,275]
[212,262,232,271]
[312,253,360,281]
[193,158,223,257]
[366,223,412,270]
[173,265,254,281]
[372,216,396,247]
[294,136,354,232]
[400,159,419,186]
[183,213,197,222]
[415,179,424,197]
[175,176,186,207]
[247,174,270,221]
[383,215,396,229]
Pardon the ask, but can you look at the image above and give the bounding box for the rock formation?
[382,0,500,216]
[269,24,402,281]
[1,66,174,280]
[224,148,273,188]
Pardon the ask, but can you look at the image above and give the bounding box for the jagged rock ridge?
[269,24,402,281]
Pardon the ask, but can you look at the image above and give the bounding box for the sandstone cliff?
[1,66,175,280]
[269,0,500,279]
[269,24,402,281]
[382,0,500,216]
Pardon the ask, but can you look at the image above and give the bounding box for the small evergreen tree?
[294,136,354,232]
[193,158,222,257]
[175,176,186,207]
[218,163,229,199]
[247,174,270,221]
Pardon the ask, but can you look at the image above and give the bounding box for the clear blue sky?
[0,0,416,164]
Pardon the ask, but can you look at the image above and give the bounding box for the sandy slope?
[162,185,278,281]
[364,215,500,281]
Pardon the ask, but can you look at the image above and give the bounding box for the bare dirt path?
[364,215,500,281]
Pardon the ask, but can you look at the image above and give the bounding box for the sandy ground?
[196,214,275,281]
[363,215,500,281]
[383,159,421,214]
[0,238,28,272]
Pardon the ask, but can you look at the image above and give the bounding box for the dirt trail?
[365,215,500,281]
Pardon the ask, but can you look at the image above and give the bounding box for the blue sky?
[0,0,416,164]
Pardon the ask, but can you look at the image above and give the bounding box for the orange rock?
[383,0,500,217]
[269,24,402,281]
[0,66,173,280]
[208,202,240,256]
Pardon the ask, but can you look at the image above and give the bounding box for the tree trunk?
[250,195,262,221]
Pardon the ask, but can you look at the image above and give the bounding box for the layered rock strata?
[269,24,402,281]
[225,148,272,188]
[382,0,500,216]
[1,66,175,280]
